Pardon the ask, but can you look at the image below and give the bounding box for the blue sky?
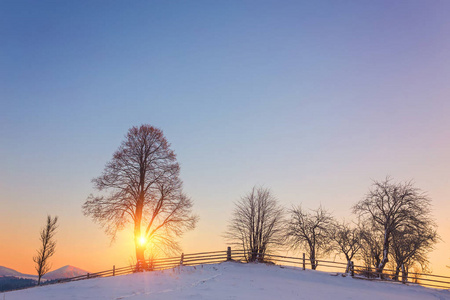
[1,0,450,273]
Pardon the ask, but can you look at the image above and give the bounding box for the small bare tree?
[225,186,284,262]
[390,220,438,281]
[33,215,58,285]
[286,205,334,270]
[83,125,198,267]
[331,220,362,273]
[353,177,432,274]
[359,220,383,276]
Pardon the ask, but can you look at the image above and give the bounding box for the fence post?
[180,253,184,266]
[87,273,90,279]
[401,264,406,284]
[227,247,231,261]
[302,253,305,270]
[350,261,354,277]
[113,265,115,276]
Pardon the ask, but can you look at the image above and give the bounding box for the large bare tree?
[224,186,284,262]
[33,215,58,285]
[83,125,198,266]
[353,177,433,274]
[286,205,334,270]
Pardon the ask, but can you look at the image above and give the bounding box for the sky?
[1,0,450,276]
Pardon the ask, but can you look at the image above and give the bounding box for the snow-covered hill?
[3,262,450,299]
[43,265,88,280]
[0,266,24,277]
[0,266,38,280]
[0,265,88,282]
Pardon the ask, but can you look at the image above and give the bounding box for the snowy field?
[4,262,450,300]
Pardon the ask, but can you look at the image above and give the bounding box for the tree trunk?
[310,252,316,270]
[135,242,146,270]
[403,266,409,283]
[376,231,389,276]
[249,246,259,262]
[393,265,401,281]
[134,194,147,270]
[345,254,351,273]
[258,248,265,262]
[134,215,147,270]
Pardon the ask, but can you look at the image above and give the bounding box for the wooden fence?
[257,252,450,290]
[55,248,450,290]
[56,250,233,283]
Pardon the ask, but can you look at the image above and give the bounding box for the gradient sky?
[1,1,450,276]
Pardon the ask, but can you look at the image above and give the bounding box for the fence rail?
[51,248,449,290]
[261,252,450,289]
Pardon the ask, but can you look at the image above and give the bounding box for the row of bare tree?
[225,180,439,279]
[27,124,442,287]
[79,124,439,280]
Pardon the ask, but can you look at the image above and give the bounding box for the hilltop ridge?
[4,262,450,299]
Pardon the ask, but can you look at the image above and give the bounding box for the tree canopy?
[83,125,197,265]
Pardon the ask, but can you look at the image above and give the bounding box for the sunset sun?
[138,236,147,246]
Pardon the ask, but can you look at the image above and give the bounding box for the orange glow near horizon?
[0,211,449,279]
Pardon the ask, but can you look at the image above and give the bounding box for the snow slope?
[4,262,450,300]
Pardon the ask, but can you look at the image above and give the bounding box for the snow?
[3,262,450,300]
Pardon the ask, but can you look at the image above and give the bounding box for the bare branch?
[330,220,362,272]
[224,186,285,262]
[285,205,334,270]
[353,177,437,274]
[82,125,198,266]
[33,215,58,285]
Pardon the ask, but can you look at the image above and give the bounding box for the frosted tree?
[353,177,434,275]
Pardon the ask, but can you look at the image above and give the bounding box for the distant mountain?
[0,265,88,292]
[43,265,88,280]
[0,266,38,280]
[0,266,23,277]
[0,265,88,281]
